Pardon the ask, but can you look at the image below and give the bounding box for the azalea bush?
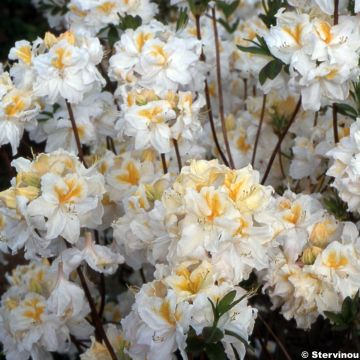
[1,0,360,359]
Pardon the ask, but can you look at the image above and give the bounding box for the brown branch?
[278,145,286,179]
[243,78,248,105]
[211,7,235,169]
[195,14,229,167]
[332,103,339,144]
[76,267,118,360]
[106,136,117,154]
[64,240,117,360]
[172,139,182,172]
[334,0,339,25]
[332,1,340,144]
[261,97,302,185]
[161,153,168,174]
[251,94,267,166]
[258,314,292,360]
[65,100,87,167]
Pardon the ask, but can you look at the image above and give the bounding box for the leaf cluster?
[216,1,240,34]
[259,0,287,28]
[323,193,349,221]
[325,292,360,332]
[106,14,142,47]
[186,290,249,360]
[237,36,287,85]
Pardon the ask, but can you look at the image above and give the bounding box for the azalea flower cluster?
[260,190,360,329]
[1,0,360,359]
[0,260,92,360]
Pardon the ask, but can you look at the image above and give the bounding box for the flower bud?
[301,246,322,265]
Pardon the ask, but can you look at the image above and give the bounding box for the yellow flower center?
[23,298,45,322]
[236,134,251,153]
[315,21,332,44]
[282,24,303,46]
[16,45,32,65]
[96,1,116,14]
[204,192,224,222]
[54,177,84,204]
[323,250,348,269]
[138,106,164,124]
[116,162,140,185]
[283,203,302,224]
[51,47,72,70]
[5,95,25,117]
[158,300,179,326]
[136,32,153,52]
[150,45,169,66]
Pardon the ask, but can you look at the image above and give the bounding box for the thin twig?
[64,241,118,360]
[106,136,117,154]
[278,145,286,179]
[243,78,248,109]
[251,94,267,166]
[65,100,87,167]
[93,230,106,319]
[313,111,318,127]
[172,139,182,172]
[261,97,302,185]
[195,14,229,167]
[98,273,106,319]
[255,328,274,360]
[333,0,339,25]
[76,267,118,360]
[70,335,86,353]
[211,7,235,169]
[332,103,339,144]
[140,268,146,284]
[332,0,339,143]
[161,153,168,174]
[258,314,292,360]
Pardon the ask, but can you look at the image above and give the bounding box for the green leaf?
[334,103,358,119]
[186,335,204,354]
[348,0,356,15]
[108,25,120,47]
[324,311,344,325]
[259,0,287,28]
[224,329,249,348]
[259,59,283,85]
[218,18,239,34]
[237,35,272,57]
[323,194,349,221]
[205,342,228,360]
[187,0,211,16]
[118,14,142,31]
[237,44,269,56]
[216,0,240,18]
[217,290,237,315]
[176,7,189,31]
[202,327,224,343]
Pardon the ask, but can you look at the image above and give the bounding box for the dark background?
[0,0,48,61]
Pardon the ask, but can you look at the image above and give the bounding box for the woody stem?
[211,7,235,169]
[195,14,229,167]
[161,153,168,174]
[65,100,87,167]
[261,97,302,185]
[332,0,339,144]
[251,94,267,166]
[64,241,117,360]
[172,139,182,172]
